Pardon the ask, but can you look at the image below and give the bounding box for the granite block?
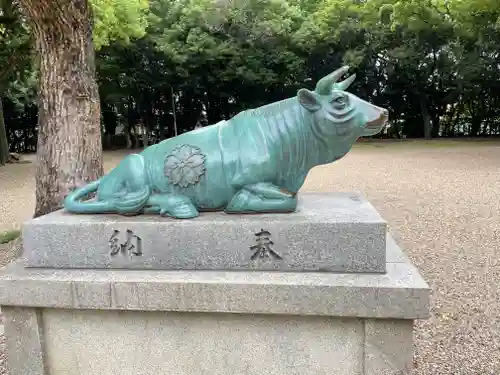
[22,192,387,273]
[364,319,414,374]
[41,309,364,375]
[0,234,430,319]
[2,307,47,375]
[385,232,410,263]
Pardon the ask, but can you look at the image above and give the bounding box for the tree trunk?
[419,97,432,140]
[470,117,481,137]
[134,127,141,149]
[431,115,440,138]
[19,0,103,217]
[142,130,148,148]
[126,129,133,149]
[159,107,166,141]
[0,98,9,165]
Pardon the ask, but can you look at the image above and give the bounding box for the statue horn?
[334,73,356,91]
[315,65,350,95]
[64,179,115,214]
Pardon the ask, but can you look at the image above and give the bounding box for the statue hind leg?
[64,153,151,215]
[225,182,298,214]
[104,153,199,219]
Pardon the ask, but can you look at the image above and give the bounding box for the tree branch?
[0,15,17,24]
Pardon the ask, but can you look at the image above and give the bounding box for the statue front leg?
[225,182,297,214]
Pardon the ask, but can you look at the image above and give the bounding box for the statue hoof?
[225,189,251,213]
[226,188,298,214]
[160,203,199,219]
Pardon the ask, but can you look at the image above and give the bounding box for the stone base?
[22,192,387,273]
[4,308,415,375]
[0,234,429,375]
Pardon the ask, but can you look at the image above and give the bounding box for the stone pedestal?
[0,193,430,375]
[22,193,387,273]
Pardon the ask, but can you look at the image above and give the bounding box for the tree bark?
[19,0,103,217]
[431,115,440,138]
[142,126,149,148]
[419,96,432,140]
[158,95,166,140]
[0,98,9,165]
[470,117,481,137]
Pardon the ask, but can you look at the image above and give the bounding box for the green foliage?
[0,0,151,158]
[0,0,33,163]
[4,0,500,149]
[150,0,304,83]
[91,0,150,49]
[0,229,20,244]
[0,0,32,94]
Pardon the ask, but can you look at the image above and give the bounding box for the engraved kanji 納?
[108,229,143,256]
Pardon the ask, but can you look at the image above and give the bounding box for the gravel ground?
[0,336,4,375]
[0,140,500,374]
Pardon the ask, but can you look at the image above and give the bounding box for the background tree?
[15,0,148,217]
[0,0,31,164]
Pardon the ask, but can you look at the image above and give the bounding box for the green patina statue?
[64,66,388,219]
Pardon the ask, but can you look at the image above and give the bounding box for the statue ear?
[297,88,321,112]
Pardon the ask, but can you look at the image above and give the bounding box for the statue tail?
[63,179,115,214]
[64,179,151,215]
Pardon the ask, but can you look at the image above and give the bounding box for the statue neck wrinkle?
[309,116,353,165]
[267,104,322,192]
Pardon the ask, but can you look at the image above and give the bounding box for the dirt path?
[1,141,500,374]
[0,150,135,233]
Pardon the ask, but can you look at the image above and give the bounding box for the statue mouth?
[279,188,297,197]
[365,111,389,130]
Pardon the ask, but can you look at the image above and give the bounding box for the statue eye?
[330,93,348,108]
